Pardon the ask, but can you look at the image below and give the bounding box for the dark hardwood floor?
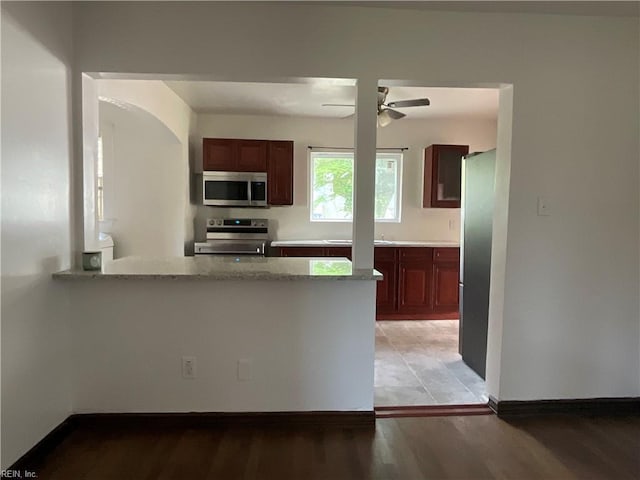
[25,414,640,479]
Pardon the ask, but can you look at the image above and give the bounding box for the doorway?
[373,82,510,409]
[375,320,487,406]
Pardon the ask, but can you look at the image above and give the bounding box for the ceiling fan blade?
[322,103,355,107]
[386,98,431,108]
[384,108,406,120]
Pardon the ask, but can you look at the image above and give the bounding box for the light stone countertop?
[53,256,382,281]
[271,239,460,248]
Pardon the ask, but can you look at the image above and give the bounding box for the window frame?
[309,149,403,223]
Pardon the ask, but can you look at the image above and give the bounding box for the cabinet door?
[398,261,433,313]
[397,248,433,315]
[432,262,460,313]
[423,144,469,208]
[203,138,236,171]
[267,141,294,205]
[375,259,397,315]
[236,140,268,172]
[324,247,352,259]
[279,247,325,257]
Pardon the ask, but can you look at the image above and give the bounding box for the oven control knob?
[216,220,222,225]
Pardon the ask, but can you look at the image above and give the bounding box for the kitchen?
[62,77,498,412]
[6,1,640,474]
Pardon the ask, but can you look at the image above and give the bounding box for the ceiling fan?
[322,87,430,127]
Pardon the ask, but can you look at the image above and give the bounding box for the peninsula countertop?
[271,239,460,248]
[53,256,382,281]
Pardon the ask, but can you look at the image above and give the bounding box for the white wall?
[96,79,196,255]
[99,101,183,258]
[73,3,640,401]
[195,114,497,242]
[1,2,74,467]
[69,279,376,412]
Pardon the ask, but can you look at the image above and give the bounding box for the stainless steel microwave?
[202,172,268,207]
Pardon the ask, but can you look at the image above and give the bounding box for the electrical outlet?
[238,359,251,381]
[182,356,196,379]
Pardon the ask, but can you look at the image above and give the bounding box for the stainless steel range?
[194,218,269,256]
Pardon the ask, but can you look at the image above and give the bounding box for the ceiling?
[164,81,499,120]
[305,1,640,17]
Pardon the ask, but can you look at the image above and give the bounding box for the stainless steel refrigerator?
[459,149,496,379]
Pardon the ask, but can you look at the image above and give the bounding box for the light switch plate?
[537,196,550,216]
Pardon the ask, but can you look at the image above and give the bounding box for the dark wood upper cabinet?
[203,138,294,206]
[267,141,294,205]
[236,140,268,171]
[202,138,267,172]
[423,144,469,208]
[203,138,236,171]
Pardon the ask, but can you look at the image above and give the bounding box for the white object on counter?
[98,232,114,261]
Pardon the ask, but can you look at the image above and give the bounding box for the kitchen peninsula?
[54,256,381,415]
[271,240,461,320]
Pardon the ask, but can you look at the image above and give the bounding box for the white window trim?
[308,149,403,223]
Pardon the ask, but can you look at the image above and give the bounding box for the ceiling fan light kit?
[322,86,430,126]
[377,110,393,127]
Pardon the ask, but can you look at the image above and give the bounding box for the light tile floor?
[375,320,488,406]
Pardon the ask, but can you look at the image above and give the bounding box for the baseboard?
[376,313,459,321]
[9,416,77,473]
[8,410,374,471]
[71,410,375,428]
[376,404,493,418]
[488,396,640,417]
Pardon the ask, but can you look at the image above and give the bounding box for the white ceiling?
[164,81,499,120]
[308,1,640,17]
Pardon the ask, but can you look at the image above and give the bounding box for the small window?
[97,136,104,221]
[310,150,402,222]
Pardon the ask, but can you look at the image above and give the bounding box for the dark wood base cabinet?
[381,247,459,320]
[278,246,351,259]
[276,246,459,320]
[374,248,397,315]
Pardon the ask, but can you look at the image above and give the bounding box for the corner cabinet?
[423,144,469,208]
[202,138,294,206]
[275,246,459,320]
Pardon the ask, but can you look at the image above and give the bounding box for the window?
[97,136,104,221]
[310,150,402,222]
